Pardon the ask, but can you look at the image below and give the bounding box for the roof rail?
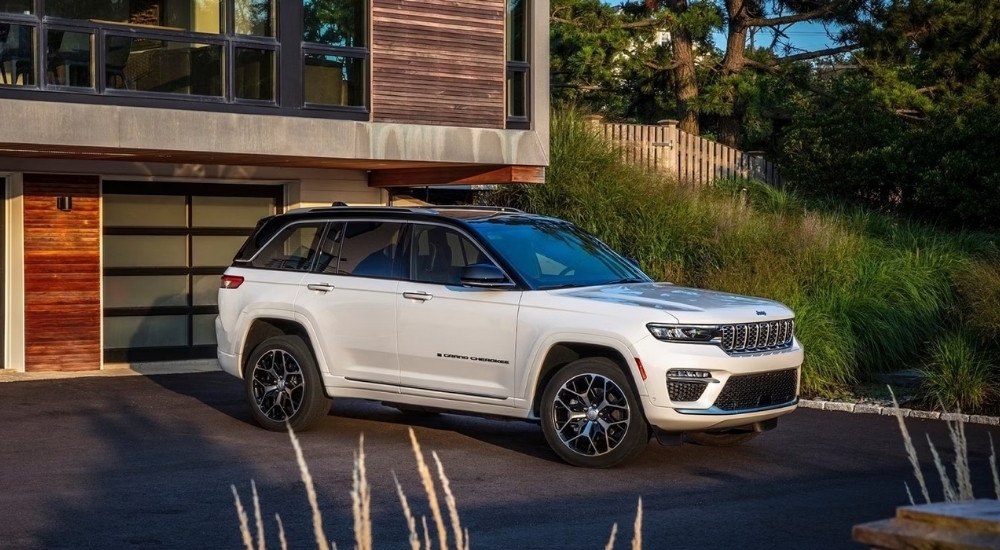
[416,205,524,213]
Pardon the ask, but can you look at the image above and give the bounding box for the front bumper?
[633,335,804,432]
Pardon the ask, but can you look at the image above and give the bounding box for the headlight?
[646,323,720,343]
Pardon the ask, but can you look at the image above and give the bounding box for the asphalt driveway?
[1,370,997,549]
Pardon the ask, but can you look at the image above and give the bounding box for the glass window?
[105,235,188,268]
[250,222,325,271]
[0,1,31,14]
[191,196,274,228]
[46,1,223,35]
[105,315,188,349]
[303,0,366,47]
[339,221,406,279]
[0,23,35,86]
[192,274,221,306]
[123,40,223,97]
[104,275,189,308]
[235,0,274,36]
[507,0,528,63]
[303,53,364,106]
[48,30,93,88]
[193,235,249,267]
[410,225,484,285]
[506,0,530,125]
[192,314,218,345]
[234,47,274,101]
[507,70,527,118]
[104,194,187,227]
[470,218,649,289]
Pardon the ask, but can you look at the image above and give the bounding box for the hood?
[553,282,794,324]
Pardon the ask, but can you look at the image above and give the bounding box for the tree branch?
[778,43,859,63]
[746,4,842,28]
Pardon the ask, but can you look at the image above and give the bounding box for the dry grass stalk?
[392,472,421,550]
[948,418,974,500]
[991,434,1000,499]
[233,485,254,550]
[604,523,618,550]
[276,515,288,550]
[422,516,431,550]
[286,422,331,550]
[253,480,266,550]
[351,435,372,550]
[926,435,958,501]
[408,428,449,550]
[631,498,643,550]
[889,386,932,503]
[432,451,466,550]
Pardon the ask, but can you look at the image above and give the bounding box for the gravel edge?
[797,399,1000,426]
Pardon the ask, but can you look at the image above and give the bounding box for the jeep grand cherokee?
[216,206,803,467]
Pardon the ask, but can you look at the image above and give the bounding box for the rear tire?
[687,430,760,447]
[540,358,649,468]
[244,335,331,431]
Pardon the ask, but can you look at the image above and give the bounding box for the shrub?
[918,331,998,413]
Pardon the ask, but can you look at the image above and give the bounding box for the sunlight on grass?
[231,425,644,549]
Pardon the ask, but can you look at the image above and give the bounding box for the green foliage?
[487,109,1000,401]
[919,331,998,412]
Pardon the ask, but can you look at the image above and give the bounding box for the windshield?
[467,216,651,289]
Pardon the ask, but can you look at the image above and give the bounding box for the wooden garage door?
[23,174,101,372]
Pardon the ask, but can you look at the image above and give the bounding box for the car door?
[396,223,521,402]
[296,220,407,389]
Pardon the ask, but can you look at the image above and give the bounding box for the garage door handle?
[402,291,433,301]
[307,283,335,292]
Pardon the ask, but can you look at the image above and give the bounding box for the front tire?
[540,358,649,468]
[244,335,331,431]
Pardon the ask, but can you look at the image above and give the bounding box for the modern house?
[0,0,550,372]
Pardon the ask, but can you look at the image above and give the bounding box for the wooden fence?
[592,119,781,186]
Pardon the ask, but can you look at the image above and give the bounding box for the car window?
[314,222,345,274]
[337,221,408,279]
[249,222,326,271]
[470,217,650,289]
[408,224,486,285]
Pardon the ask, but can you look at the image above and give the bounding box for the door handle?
[307,283,335,292]
[402,291,433,301]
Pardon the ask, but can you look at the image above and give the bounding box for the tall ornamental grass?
[483,108,1000,409]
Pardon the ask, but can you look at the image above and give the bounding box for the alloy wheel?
[550,373,631,457]
[250,349,306,422]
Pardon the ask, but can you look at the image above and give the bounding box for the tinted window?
[249,222,325,271]
[338,221,406,279]
[409,224,486,285]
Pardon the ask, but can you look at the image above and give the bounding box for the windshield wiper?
[604,277,648,285]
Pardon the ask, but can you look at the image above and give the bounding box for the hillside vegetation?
[483,110,1000,412]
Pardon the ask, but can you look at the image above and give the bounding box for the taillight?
[220,275,244,289]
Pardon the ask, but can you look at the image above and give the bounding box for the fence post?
[656,119,679,176]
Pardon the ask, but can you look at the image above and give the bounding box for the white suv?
[216,206,802,467]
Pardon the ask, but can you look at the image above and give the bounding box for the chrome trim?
[675,398,799,416]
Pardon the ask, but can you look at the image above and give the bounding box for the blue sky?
[598,1,840,53]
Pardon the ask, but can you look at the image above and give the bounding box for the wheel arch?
[241,318,315,375]
[529,342,644,418]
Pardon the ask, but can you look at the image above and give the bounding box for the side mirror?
[460,264,516,289]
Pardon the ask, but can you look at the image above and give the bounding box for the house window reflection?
[47,30,93,87]
[0,23,34,86]
[45,0,223,35]
[304,54,364,106]
[111,36,223,96]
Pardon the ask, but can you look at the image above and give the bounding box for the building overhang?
[0,98,548,185]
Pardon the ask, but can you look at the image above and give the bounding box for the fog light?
[667,369,712,379]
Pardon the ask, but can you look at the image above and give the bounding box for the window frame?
[505,0,531,129]
[0,0,370,120]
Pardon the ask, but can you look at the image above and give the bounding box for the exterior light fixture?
[56,196,72,211]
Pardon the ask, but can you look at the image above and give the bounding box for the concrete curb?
[797,399,1000,426]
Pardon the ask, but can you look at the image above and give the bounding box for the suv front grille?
[667,380,708,402]
[720,320,794,354]
[714,369,798,411]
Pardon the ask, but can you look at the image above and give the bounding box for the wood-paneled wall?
[23,174,101,372]
[372,0,505,128]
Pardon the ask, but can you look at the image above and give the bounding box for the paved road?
[1,372,996,550]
